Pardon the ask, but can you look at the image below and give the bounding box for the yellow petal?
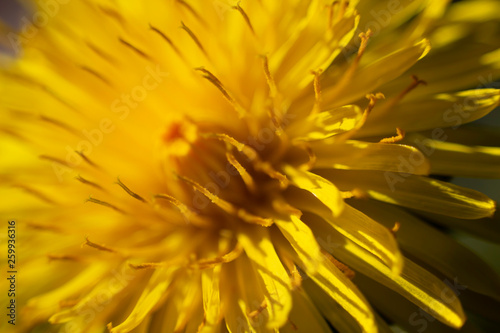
[110,267,177,333]
[279,289,332,333]
[144,269,202,332]
[283,165,344,217]
[404,133,500,178]
[322,38,430,107]
[275,214,322,274]
[299,201,403,275]
[360,88,500,137]
[200,265,222,332]
[328,232,466,329]
[288,105,363,142]
[310,140,430,175]
[237,225,292,329]
[49,264,133,324]
[222,257,273,333]
[319,169,496,219]
[350,199,500,302]
[292,250,377,333]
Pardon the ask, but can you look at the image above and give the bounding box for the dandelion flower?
[1,0,500,332]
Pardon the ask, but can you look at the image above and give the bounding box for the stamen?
[325,29,373,102]
[40,115,78,135]
[128,262,166,270]
[296,142,317,171]
[255,161,289,189]
[47,254,81,262]
[322,250,355,279]
[390,222,401,236]
[177,0,204,25]
[202,132,288,187]
[39,155,72,168]
[86,41,114,62]
[60,300,79,308]
[80,66,111,86]
[15,184,55,204]
[180,21,206,56]
[26,223,62,233]
[195,68,246,117]
[177,174,273,227]
[226,151,257,193]
[310,69,323,116]
[75,175,104,191]
[379,127,405,144]
[85,196,125,214]
[261,55,277,98]
[280,253,302,290]
[233,3,255,35]
[341,188,368,199]
[248,300,268,319]
[336,92,384,142]
[190,243,243,269]
[83,236,117,253]
[326,2,335,29]
[398,75,427,101]
[149,24,182,56]
[119,38,151,59]
[202,133,258,161]
[154,193,191,216]
[356,30,373,63]
[272,200,302,218]
[385,75,427,111]
[154,193,213,227]
[75,150,99,168]
[115,177,146,202]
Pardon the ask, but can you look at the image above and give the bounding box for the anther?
[40,115,78,135]
[47,254,81,262]
[75,175,104,191]
[379,127,405,144]
[180,21,206,56]
[322,250,355,279]
[311,69,323,116]
[390,222,401,236]
[85,196,125,214]
[195,68,246,117]
[16,184,55,204]
[248,300,268,319]
[226,151,257,194]
[75,150,99,168]
[385,75,428,111]
[83,236,117,253]
[119,38,151,59]
[176,0,205,25]
[40,155,72,168]
[261,55,277,98]
[80,66,111,86]
[233,3,255,35]
[115,177,146,202]
[190,243,243,269]
[149,24,181,56]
